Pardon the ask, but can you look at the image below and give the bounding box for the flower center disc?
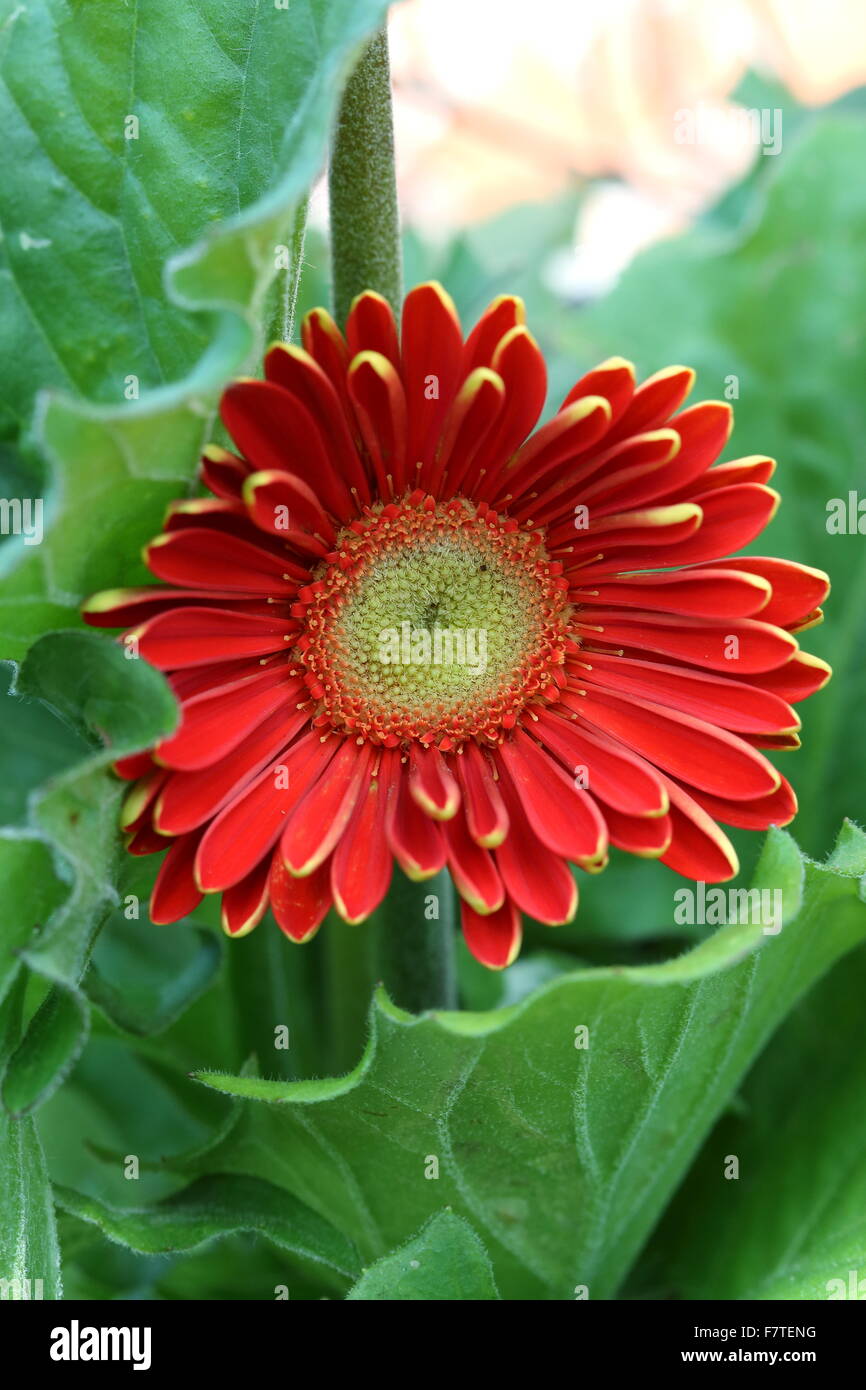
[295,495,572,748]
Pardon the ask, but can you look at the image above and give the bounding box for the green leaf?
[0,0,396,660]
[0,1112,62,1299]
[15,629,178,752]
[2,984,89,1118]
[190,826,866,1299]
[0,835,66,1005]
[8,630,178,987]
[85,922,221,1038]
[55,1174,360,1283]
[628,821,866,1301]
[347,1211,500,1300]
[0,632,178,1113]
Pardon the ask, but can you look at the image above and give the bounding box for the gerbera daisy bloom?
[83,284,830,968]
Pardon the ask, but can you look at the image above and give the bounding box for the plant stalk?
[376,870,459,1013]
[328,27,402,325]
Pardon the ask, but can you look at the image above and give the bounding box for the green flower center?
[294,495,572,748]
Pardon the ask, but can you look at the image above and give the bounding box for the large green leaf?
[0,985,62,1298]
[0,631,178,1113]
[347,1211,500,1300]
[56,1173,360,1286]
[0,1113,62,1299]
[188,825,866,1299]
[0,0,394,658]
[628,823,866,1301]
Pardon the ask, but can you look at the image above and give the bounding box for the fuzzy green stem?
[328,27,402,326]
[376,870,458,1014]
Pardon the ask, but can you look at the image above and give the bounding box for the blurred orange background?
[381,0,866,287]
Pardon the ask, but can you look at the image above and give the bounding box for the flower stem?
[376,870,458,1013]
[266,197,308,346]
[328,27,402,326]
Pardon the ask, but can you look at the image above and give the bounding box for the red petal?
[162,501,308,569]
[659,776,739,881]
[83,586,256,628]
[569,687,780,800]
[497,731,608,863]
[221,858,271,937]
[599,400,732,512]
[577,652,799,734]
[221,379,354,519]
[269,850,332,943]
[462,295,524,373]
[433,367,505,498]
[605,364,695,443]
[689,777,797,830]
[156,665,299,772]
[553,501,702,556]
[493,395,612,503]
[470,327,548,497]
[347,351,409,498]
[526,428,678,527]
[718,557,830,627]
[280,740,374,876]
[200,445,253,500]
[572,568,771,619]
[460,896,522,969]
[604,806,672,857]
[737,731,801,751]
[169,656,277,701]
[531,707,667,816]
[409,745,461,820]
[242,469,335,550]
[301,308,351,411]
[495,772,577,923]
[145,528,303,593]
[727,650,831,703]
[385,769,447,879]
[455,742,509,847]
[444,810,504,913]
[155,706,307,835]
[120,768,168,832]
[401,282,464,482]
[560,356,636,423]
[132,607,297,669]
[331,753,396,922]
[263,343,370,505]
[126,825,170,856]
[196,733,339,891]
[150,832,204,924]
[660,455,775,502]
[574,609,797,674]
[114,751,155,781]
[621,484,780,580]
[346,290,400,369]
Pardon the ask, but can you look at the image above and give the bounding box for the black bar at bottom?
[4,1297,862,1374]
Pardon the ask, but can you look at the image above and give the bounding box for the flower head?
[84,284,830,967]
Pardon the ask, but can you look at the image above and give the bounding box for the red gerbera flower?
[84,284,830,968]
